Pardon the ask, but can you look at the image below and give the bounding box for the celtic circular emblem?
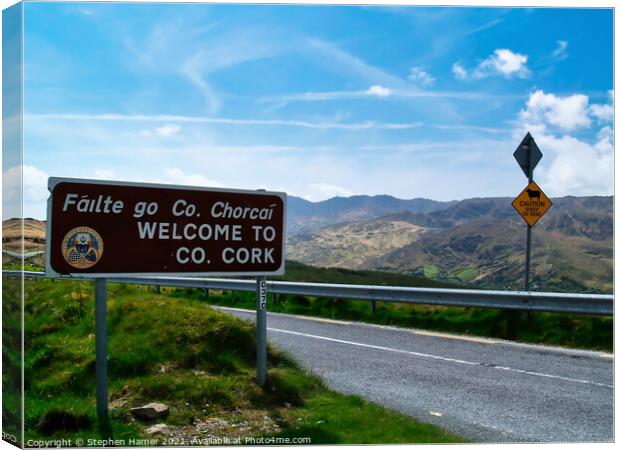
[61,227,104,269]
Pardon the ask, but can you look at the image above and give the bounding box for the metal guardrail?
[4,270,614,316]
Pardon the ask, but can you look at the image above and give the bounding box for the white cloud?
[514,90,613,197]
[366,85,391,97]
[474,49,530,79]
[590,90,613,122]
[78,7,95,16]
[94,169,116,179]
[305,182,354,201]
[552,40,569,60]
[2,165,49,219]
[451,62,468,80]
[596,126,614,147]
[408,66,435,87]
[519,90,591,131]
[590,103,613,122]
[162,167,224,188]
[536,130,613,197]
[156,123,181,137]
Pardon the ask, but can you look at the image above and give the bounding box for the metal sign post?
[514,133,536,291]
[256,277,267,386]
[94,279,109,425]
[524,225,532,291]
[45,178,288,426]
[512,133,552,291]
[525,169,533,292]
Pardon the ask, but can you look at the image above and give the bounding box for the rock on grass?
[131,403,170,421]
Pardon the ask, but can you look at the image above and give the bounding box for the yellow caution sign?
[511,181,553,227]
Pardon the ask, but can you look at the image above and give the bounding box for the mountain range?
[2,194,613,293]
[287,195,613,293]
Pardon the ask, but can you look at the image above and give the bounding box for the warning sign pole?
[524,142,533,291]
[512,132,551,292]
[524,190,532,291]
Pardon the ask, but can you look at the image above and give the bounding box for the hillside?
[287,218,427,268]
[2,218,46,252]
[288,195,454,235]
[9,277,463,445]
[288,196,613,293]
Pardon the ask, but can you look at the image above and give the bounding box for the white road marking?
[269,327,478,365]
[213,305,613,360]
[268,327,614,389]
[413,329,496,345]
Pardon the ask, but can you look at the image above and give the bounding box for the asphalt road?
[214,306,613,443]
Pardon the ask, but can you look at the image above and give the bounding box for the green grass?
[4,262,44,272]
[19,278,464,445]
[454,266,477,282]
[422,264,439,279]
[273,261,460,288]
[3,277,23,446]
[271,392,463,444]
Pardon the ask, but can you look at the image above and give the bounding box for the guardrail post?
[95,279,110,428]
[371,300,376,315]
[256,277,267,387]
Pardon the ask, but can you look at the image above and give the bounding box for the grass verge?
[19,277,465,445]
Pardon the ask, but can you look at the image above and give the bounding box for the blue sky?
[9,3,615,219]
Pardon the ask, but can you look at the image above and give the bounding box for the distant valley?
[287,195,613,293]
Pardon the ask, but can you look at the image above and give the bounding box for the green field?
[11,276,465,446]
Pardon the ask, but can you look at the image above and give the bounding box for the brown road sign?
[511,181,552,227]
[46,178,287,277]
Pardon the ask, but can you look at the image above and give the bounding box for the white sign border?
[45,177,287,278]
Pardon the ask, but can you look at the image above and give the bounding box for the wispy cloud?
[162,167,224,188]
[155,123,181,137]
[366,85,392,97]
[408,66,435,87]
[259,87,516,105]
[551,40,569,61]
[451,63,468,81]
[456,17,504,39]
[27,113,423,131]
[122,14,283,114]
[303,37,407,90]
[306,182,354,201]
[27,112,514,135]
[94,168,116,179]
